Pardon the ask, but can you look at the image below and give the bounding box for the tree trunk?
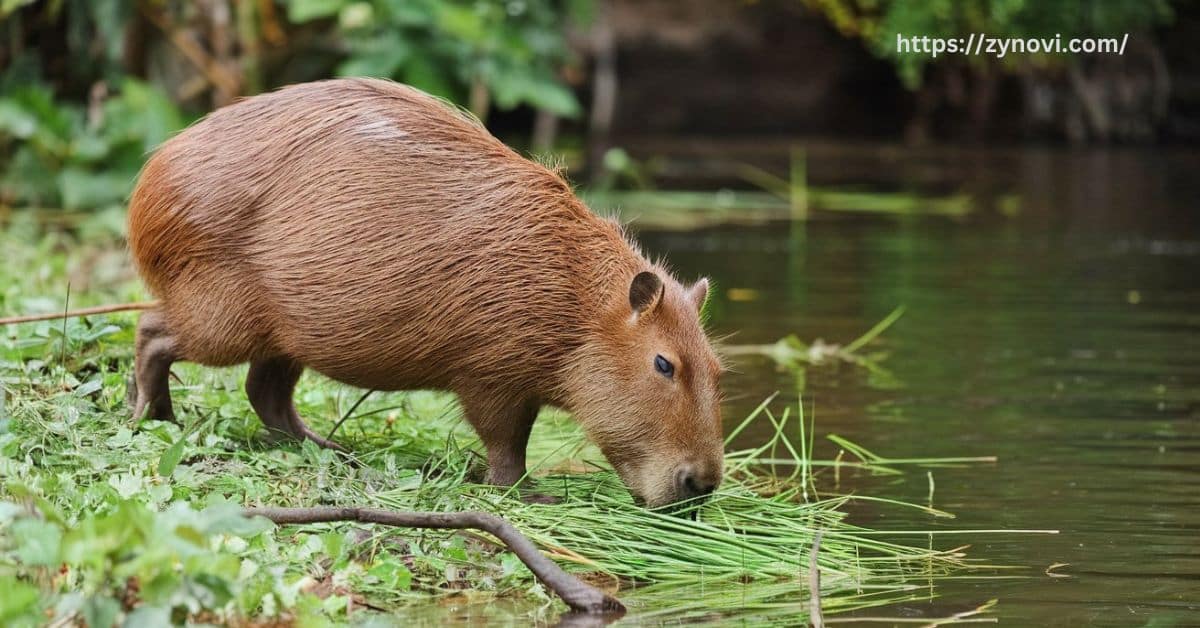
[587,0,617,182]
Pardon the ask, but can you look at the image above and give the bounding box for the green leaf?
[390,0,435,26]
[338,2,375,30]
[79,324,121,343]
[402,53,458,101]
[0,100,38,139]
[158,438,185,477]
[191,572,236,607]
[113,79,185,152]
[0,577,40,624]
[1,145,60,207]
[0,86,76,147]
[74,379,103,398]
[287,0,348,23]
[199,502,274,537]
[321,531,345,562]
[123,605,171,628]
[105,427,133,448]
[435,4,487,43]
[565,0,596,25]
[70,133,112,162]
[489,68,580,117]
[520,80,580,118]
[57,167,133,211]
[82,596,120,628]
[337,33,411,78]
[0,501,22,522]
[368,560,412,590]
[13,517,62,566]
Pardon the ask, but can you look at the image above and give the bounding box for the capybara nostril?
[676,464,718,500]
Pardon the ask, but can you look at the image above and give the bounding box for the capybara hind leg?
[246,357,345,451]
[132,310,179,422]
[460,392,540,486]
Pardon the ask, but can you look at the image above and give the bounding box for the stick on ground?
[0,301,158,325]
[809,531,824,628]
[244,506,626,615]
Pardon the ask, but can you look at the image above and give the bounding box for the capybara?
[126,78,723,507]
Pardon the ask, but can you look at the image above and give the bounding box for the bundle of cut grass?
[337,396,983,623]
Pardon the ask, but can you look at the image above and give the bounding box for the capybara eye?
[654,354,675,378]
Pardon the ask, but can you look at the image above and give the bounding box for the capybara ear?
[687,277,710,311]
[629,271,664,319]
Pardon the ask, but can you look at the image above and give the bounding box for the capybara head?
[565,269,724,509]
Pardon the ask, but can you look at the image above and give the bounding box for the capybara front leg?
[246,357,346,451]
[461,393,540,486]
[132,310,179,423]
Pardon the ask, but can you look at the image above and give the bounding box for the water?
[633,146,1200,625]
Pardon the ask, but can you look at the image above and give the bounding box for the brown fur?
[126,78,723,507]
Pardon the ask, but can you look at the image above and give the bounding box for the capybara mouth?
[646,494,710,519]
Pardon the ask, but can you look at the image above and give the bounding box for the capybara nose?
[675,464,718,500]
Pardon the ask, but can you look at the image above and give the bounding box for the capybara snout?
[675,460,721,500]
[562,271,724,508]
[125,78,724,509]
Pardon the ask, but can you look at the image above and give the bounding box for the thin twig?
[0,301,158,325]
[327,389,375,440]
[809,531,824,628]
[58,283,70,377]
[918,599,999,628]
[244,506,625,615]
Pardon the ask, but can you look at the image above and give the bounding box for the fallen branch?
[243,506,625,615]
[809,531,824,628]
[0,301,158,325]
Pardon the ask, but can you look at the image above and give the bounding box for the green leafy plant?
[0,495,329,627]
[285,0,590,119]
[0,80,187,212]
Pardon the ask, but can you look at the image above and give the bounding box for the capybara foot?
[293,424,347,452]
[132,310,179,423]
[521,491,560,505]
[261,422,346,452]
[125,374,137,413]
[246,357,346,452]
[485,467,558,503]
[484,464,529,488]
[128,372,178,424]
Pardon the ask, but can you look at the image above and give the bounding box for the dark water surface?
[633,146,1200,626]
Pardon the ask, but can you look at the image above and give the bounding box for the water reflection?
[635,156,1199,623]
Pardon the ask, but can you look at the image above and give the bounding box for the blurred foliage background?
[0,0,1195,214]
[0,0,593,214]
